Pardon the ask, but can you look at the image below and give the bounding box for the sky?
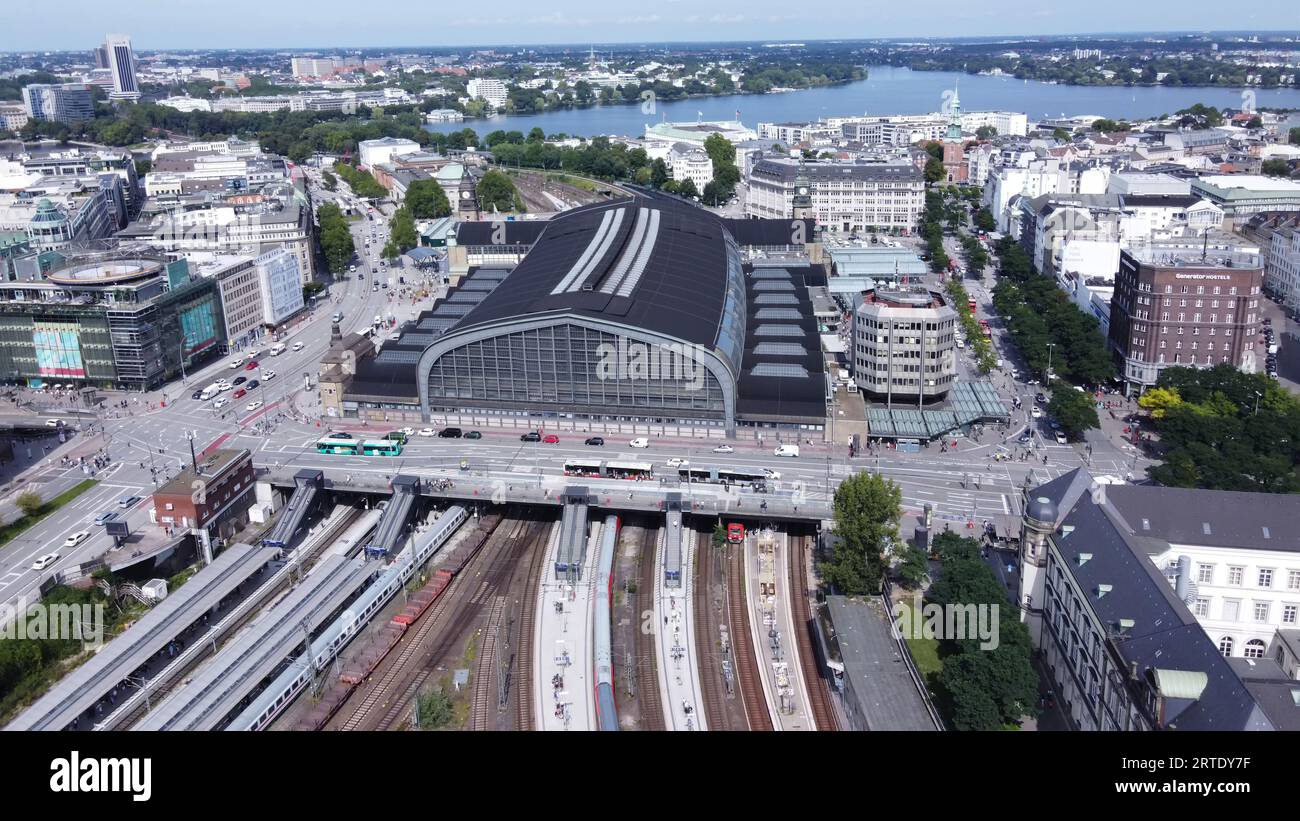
[1,0,1293,52]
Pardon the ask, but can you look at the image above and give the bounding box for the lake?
[424,65,1300,140]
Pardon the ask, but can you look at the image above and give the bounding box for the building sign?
[32,322,85,377]
[1173,273,1234,280]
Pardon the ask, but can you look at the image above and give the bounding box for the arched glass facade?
[425,322,728,423]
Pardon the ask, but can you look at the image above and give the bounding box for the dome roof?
[1026,495,1058,526]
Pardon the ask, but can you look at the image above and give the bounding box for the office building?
[255,247,304,326]
[851,286,957,405]
[747,157,925,233]
[104,34,141,101]
[465,78,508,109]
[152,448,255,541]
[1108,239,1264,394]
[21,84,95,125]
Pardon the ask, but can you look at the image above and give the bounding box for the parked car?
[400,427,415,437]
[438,427,463,438]
[542,434,560,444]
[418,428,437,437]
[464,431,482,440]
[711,444,735,454]
[584,436,605,446]
[629,437,649,448]
[63,531,90,548]
[520,432,541,442]
[31,553,60,571]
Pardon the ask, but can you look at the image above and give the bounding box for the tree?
[1262,158,1293,178]
[1047,386,1099,439]
[895,544,930,590]
[16,491,42,520]
[382,207,419,258]
[1247,115,1263,130]
[1052,127,1071,142]
[824,473,902,595]
[1138,386,1182,419]
[649,158,669,189]
[320,169,337,191]
[677,178,698,200]
[404,179,452,219]
[923,141,944,160]
[475,170,519,213]
[975,125,998,140]
[1290,127,1300,146]
[316,202,355,275]
[415,686,454,729]
[924,156,946,184]
[974,206,996,233]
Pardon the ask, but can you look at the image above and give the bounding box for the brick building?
[152,448,255,542]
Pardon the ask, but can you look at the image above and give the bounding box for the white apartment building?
[746,157,925,233]
[986,160,1072,233]
[668,143,713,190]
[840,115,946,147]
[851,286,957,404]
[960,110,1028,137]
[291,57,338,78]
[358,137,421,170]
[255,248,305,325]
[104,34,141,101]
[1266,224,1300,311]
[157,96,212,113]
[0,103,30,131]
[466,78,508,109]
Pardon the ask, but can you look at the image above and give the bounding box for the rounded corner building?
[415,197,749,433]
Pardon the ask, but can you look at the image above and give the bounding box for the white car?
[245,401,263,412]
[711,444,735,454]
[629,437,649,449]
[418,428,436,437]
[213,398,229,409]
[400,427,415,436]
[1055,431,1069,445]
[773,444,800,458]
[261,370,276,381]
[31,552,60,571]
[292,341,304,352]
[666,457,688,468]
[63,531,90,549]
[762,468,782,481]
[229,360,243,370]
[1031,406,1043,418]
[45,418,61,427]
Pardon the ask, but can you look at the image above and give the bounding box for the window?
[1284,604,1298,625]
[1219,636,1235,656]
[1223,599,1240,621]
[1254,602,1270,622]
[1228,566,1244,586]
[1259,568,1274,588]
[1193,597,1210,617]
[1243,639,1266,659]
[1288,570,1300,591]
[1197,564,1214,584]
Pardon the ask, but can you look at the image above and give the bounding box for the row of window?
[1193,596,1299,625]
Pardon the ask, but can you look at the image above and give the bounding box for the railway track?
[468,598,504,731]
[693,530,729,732]
[372,518,548,731]
[516,526,543,732]
[632,525,665,731]
[337,517,522,731]
[728,535,773,732]
[789,534,836,731]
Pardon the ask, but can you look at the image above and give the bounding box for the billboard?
[32,323,85,378]
[179,302,218,356]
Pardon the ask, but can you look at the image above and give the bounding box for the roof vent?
[1061,525,1075,538]
[1141,518,1151,531]
[1262,526,1272,540]
[1077,552,1093,567]
[1097,583,1113,598]
[1202,522,1212,536]
[1117,618,1135,632]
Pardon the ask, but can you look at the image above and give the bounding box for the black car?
[464,431,482,439]
[232,376,247,386]
[585,436,605,446]
[520,432,541,442]
[192,389,204,400]
[1034,393,1048,405]
[331,432,353,439]
[438,427,463,438]
[247,380,260,389]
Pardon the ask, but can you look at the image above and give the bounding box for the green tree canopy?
[404,179,452,219]
[824,472,902,595]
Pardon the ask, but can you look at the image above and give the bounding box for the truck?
[269,342,287,356]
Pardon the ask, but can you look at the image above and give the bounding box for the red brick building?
[152,448,256,541]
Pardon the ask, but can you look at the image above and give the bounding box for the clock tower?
[456,170,480,221]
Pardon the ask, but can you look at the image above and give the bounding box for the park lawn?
[0,479,99,554]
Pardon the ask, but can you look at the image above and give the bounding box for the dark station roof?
[449,196,735,349]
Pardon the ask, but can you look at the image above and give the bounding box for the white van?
[200,384,221,401]
[270,343,287,356]
[332,311,343,323]
[774,444,800,458]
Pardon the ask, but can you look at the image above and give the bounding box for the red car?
[233,388,247,398]
[542,434,560,444]
[244,360,258,370]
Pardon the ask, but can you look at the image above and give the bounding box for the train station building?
[329,194,829,437]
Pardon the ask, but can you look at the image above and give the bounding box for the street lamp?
[1044,343,1056,384]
